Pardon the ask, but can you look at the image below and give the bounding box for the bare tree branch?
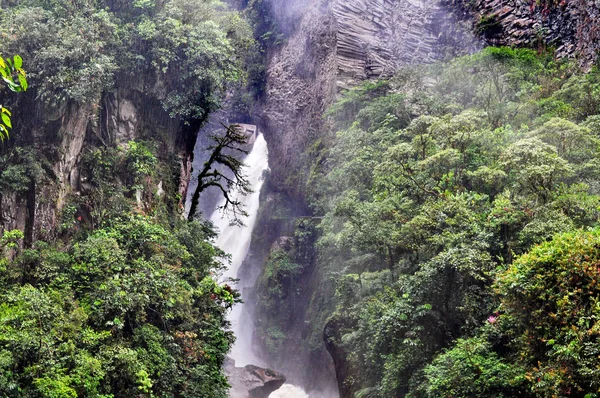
[188,124,252,224]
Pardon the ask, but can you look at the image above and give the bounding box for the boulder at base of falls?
[226,359,286,398]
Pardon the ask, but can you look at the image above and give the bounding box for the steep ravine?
[1,0,598,396]
[258,0,480,202]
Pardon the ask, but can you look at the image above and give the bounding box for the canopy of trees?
[0,0,252,119]
[0,216,238,397]
[254,47,600,397]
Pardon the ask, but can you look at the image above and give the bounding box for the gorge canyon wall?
[0,76,198,247]
[449,0,600,68]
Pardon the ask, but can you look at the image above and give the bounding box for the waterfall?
[210,133,269,367]
[269,385,310,398]
[208,133,312,398]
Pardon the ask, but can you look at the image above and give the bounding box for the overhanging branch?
[188,124,253,222]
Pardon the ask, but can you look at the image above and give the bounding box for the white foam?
[269,384,310,398]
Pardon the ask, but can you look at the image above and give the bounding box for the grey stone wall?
[333,0,481,87]
[448,0,600,68]
[259,0,480,199]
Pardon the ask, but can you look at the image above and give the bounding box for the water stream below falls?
[208,134,310,397]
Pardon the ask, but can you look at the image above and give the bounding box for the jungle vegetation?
[2,0,600,396]
[320,47,600,397]
[255,47,600,397]
[0,0,253,396]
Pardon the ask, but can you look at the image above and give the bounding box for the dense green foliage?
[256,244,305,353]
[0,136,242,396]
[0,0,255,396]
[0,0,252,119]
[0,121,244,397]
[254,47,600,397]
[4,0,600,394]
[0,216,237,397]
[426,228,600,397]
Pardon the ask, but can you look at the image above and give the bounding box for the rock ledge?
[226,359,286,398]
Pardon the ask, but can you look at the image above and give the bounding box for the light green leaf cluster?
[0,54,27,140]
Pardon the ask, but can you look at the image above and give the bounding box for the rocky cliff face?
[332,0,481,87]
[226,359,287,398]
[449,0,600,67]
[259,0,480,201]
[0,76,197,245]
[258,0,338,203]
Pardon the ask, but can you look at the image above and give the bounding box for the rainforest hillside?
[251,46,600,397]
[0,0,255,396]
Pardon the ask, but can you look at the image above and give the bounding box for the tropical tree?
[0,54,27,141]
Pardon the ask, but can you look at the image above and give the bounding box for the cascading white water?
[210,133,269,367]
[209,133,311,397]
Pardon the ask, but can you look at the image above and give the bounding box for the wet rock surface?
[332,0,481,87]
[260,0,480,200]
[0,79,195,245]
[226,359,286,398]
